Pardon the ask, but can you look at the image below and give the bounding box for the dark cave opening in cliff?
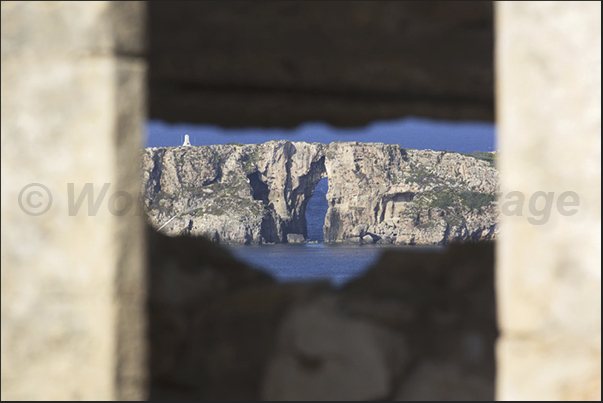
[305,177,329,242]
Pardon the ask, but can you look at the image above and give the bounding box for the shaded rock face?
[261,242,497,401]
[147,227,324,400]
[262,296,410,401]
[147,224,496,400]
[148,2,493,127]
[142,141,498,244]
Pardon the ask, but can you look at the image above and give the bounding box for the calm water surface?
[227,243,444,287]
[229,174,447,287]
[149,117,489,285]
[227,243,397,286]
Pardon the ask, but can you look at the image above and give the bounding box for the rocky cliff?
[141,141,498,245]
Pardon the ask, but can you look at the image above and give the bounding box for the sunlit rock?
[141,141,498,244]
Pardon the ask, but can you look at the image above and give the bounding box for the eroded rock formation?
[142,141,498,244]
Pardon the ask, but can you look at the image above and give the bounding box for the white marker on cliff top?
[182,134,191,146]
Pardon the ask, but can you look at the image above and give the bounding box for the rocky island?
[141,141,498,245]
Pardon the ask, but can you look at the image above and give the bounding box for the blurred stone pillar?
[1,2,147,400]
[496,2,601,400]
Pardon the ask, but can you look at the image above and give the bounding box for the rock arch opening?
[305,177,329,242]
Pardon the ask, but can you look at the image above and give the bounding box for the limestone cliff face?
[142,141,326,244]
[142,141,498,245]
[324,143,499,244]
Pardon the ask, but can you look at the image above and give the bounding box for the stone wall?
[1,2,147,400]
[496,2,601,400]
[148,1,494,127]
[148,228,496,400]
[1,1,601,401]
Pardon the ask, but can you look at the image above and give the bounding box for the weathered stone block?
[1,2,147,400]
[262,296,409,401]
[148,2,493,126]
[496,1,601,399]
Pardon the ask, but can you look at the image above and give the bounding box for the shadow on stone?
[147,223,496,400]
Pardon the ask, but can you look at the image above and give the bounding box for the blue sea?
[227,243,397,287]
[147,117,495,285]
